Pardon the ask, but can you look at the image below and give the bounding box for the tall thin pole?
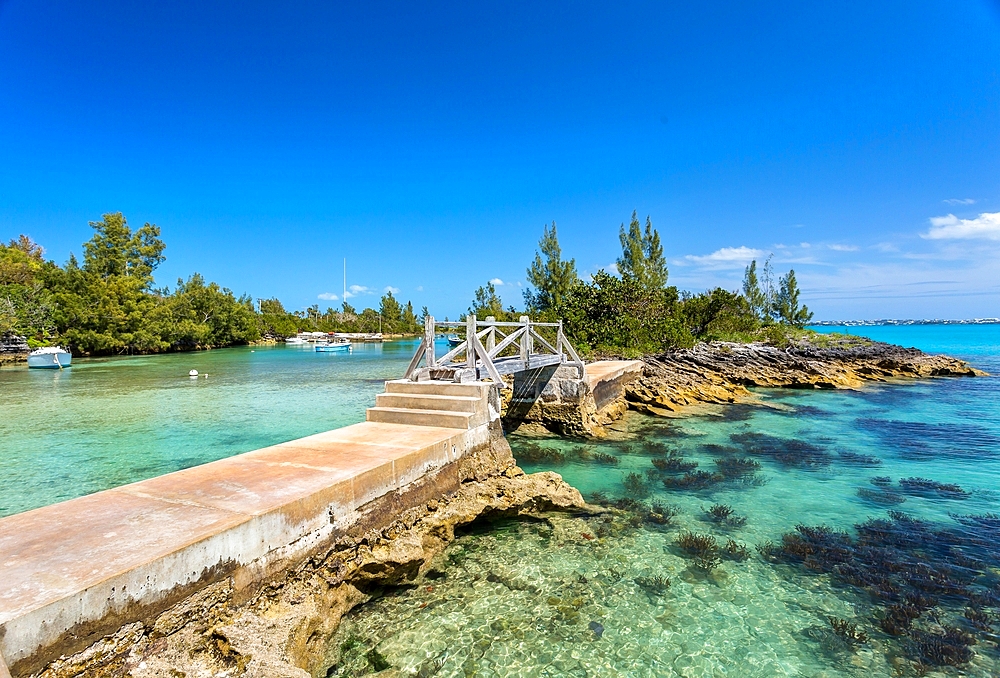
[343,258,346,303]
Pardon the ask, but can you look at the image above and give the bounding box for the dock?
[0,317,643,676]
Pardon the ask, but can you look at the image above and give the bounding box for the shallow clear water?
[0,339,438,517]
[329,325,1000,677]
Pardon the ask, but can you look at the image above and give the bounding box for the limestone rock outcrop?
[627,339,985,415]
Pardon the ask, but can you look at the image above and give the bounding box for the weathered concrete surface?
[0,380,522,676]
[502,360,643,436]
[14,430,584,678]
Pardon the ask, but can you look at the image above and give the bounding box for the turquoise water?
[329,325,1000,677]
[0,339,439,517]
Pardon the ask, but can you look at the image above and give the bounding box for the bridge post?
[466,315,477,374]
[485,316,496,352]
[424,315,436,368]
[519,315,530,367]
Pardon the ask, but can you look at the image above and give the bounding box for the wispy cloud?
[685,246,765,268]
[383,286,400,294]
[923,212,1000,241]
[943,198,976,205]
[343,284,373,299]
[317,292,339,301]
[827,244,859,252]
[489,278,504,285]
[416,286,424,292]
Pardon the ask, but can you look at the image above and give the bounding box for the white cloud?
[943,198,976,205]
[827,244,859,252]
[607,262,620,275]
[800,242,811,249]
[489,278,504,285]
[317,292,339,301]
[343,284,373,299]
[416,286,424,292]
[383,286,400,294]
[923,212,1000,241]
[685,246,765,268]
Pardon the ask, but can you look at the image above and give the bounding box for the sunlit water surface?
[328,325,1000,677]
[0,339,430,517]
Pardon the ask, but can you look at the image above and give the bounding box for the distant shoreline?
[811,319,1000,327]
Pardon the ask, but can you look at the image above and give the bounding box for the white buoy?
[189,369,199,377]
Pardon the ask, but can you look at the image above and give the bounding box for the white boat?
[447,334,463,347]
[285,336,307,345]
[27,346,72,369]
[315,339,352,353]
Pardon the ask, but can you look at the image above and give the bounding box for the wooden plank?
[472,334,506,386]
[466,316,477,371]
[529,327,559,355]
[403,337,427,380]
[424,316,436,368]
[487,326,524,359]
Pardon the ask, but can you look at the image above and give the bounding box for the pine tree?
[525,221,578,313]
[742,260,767,320]
[617,211,668,290]
[469,281,505,320]
[774,269,813,327]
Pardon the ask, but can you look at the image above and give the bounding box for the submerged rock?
[588,620,605,639]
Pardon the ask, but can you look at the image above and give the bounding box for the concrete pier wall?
[0,382,499,676]
[503,360,644,435]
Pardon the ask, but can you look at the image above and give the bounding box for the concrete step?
[384,380,486,398]
[365,407,474,429]
[375,392,480,413]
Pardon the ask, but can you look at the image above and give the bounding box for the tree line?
[469,211,813,356]
[0,213,424,355]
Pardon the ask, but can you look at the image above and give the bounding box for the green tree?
[402,301,417,330]
[560,270,690,355]
[741,260,768,321]
[773,269,813,327]
[341,301,357,316]
[469,281,507,320]
[524,221,578,313]
[82,212,165,284]
[379,291,402,326]
[617,211,667,290]
[678,288,759,340]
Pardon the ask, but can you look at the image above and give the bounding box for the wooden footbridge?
[403,315,584,386]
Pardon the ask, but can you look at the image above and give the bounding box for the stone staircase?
[366,380,493,429]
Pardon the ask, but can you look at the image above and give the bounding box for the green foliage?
[469,281,509,320]
[560,271,692,356]
[1,215,425,357]
[774,269,813,327]
[525,221,578,314]
[82,212,165,284]
[617,211,667,290]
[677,288,759,341]
[379,290,402,325]
[741,260,768,321]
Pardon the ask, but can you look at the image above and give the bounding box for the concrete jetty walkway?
[0,364,640,676]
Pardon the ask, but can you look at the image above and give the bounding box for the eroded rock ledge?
[33,459,584,678]
[627,339,985,415]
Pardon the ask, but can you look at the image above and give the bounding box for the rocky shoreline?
[32,444,586,678]
[625,338,985,416]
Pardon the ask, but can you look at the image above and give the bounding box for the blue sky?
[1,1,998,320]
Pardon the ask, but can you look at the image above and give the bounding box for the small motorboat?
[285,336,307,345]
[447,334,464,347]
[27,346,72,369]
[316,339,352,353]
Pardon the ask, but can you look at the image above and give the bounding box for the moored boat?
[316,339,352,353]
[285,336,307,345]
[27,346,72,369]
[447,334,463,347]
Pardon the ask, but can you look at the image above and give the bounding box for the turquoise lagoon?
[2,326,999,676]
[329,325,1000,677]
[0,339,431,517]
